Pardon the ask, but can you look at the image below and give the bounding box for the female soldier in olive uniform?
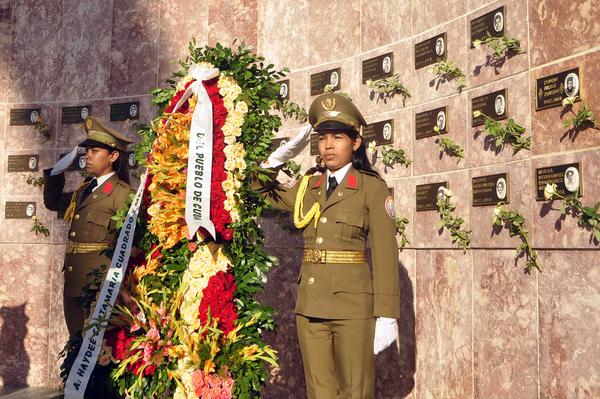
[259,93,400,398]
[43,117,133,336]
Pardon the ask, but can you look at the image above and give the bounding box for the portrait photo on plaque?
[472,173,509,206]
[415,33,447,69]
[563,167,580,193]
[472,89,508,127]
[416,181,449,211]
[10,108,42,126]
[362,53,394,83]
[311,68,341,96]
[535,67,581,110]
[362,120,394,146]
[5,201,37,219]
[7,154,40,172]
[416,106,448,139]
[470,6,505,45]
[278,80,290,100]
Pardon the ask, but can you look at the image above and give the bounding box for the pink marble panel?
[411,0,466,35]
[158,2,208,85]
[7,1,62,103]
[0,244,53,387]
[0,105,6,151]
[277,70,310,132]
[257,245,304,398]
[538,250,600,398]
[0,0,12,103]
[308,0,360,65]
[366,108,413,180]
[208,0,258,49]
[467,0,529,89]
[257,0,309,71]
[529,0,600,67]
[3,150,53,196]
[109,0,160,97]
[307,58,361,113]
[358,41,413,117]
[412,170,471,249]
[47,244,69,388]
[531,149,600,249]
[467,72,531,168]
[469,160,534,249]
[410,18,468,105]
[4,104,58,150]
[58,0,112,101]
[389,178,415,251]
[361,0,411,52]
[0,195,53,245]
[415,249,473,399]
[530,52,600,156]
[472,250,538,398]
[412,94,468,175]
[375,249,416,398]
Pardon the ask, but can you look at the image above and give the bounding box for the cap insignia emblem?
[322,97,336,111]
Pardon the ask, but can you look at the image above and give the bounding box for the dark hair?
[112,150,130,184]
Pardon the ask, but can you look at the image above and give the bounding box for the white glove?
[50,146,79,176]
[373,317,398,354]
[263,125,312,168]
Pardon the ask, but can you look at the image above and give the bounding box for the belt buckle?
[307,249,325,264]
[66,241,74,253]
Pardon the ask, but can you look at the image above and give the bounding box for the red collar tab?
[347,173,358,189]
[313,174,325,188]
[102,181,114,194]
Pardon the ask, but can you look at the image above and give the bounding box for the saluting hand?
[263,125,312,168]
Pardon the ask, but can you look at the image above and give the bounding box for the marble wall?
[0,0,598,397]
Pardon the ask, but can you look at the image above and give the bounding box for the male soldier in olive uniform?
[259,93,400,398]
[44,117,133,336]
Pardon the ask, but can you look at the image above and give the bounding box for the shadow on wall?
[0,304,30,387]
[375,263,416,398]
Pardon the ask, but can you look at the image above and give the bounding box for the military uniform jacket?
[260,166,400,320]
[43,170,133,299]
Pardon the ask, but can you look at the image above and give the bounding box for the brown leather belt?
[66,240,111,254]
[303,249,367,264]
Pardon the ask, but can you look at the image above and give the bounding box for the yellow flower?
[222,179,234,191]
[235,101,248,114]
[473,110,482,118]
[203,359,216,374]
[240,344,259,359]
[544,183,557,200]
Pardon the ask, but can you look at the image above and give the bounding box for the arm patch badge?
[385,196,396,218]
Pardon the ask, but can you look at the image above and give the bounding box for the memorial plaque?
[62,105,91,124]
[416,182,448,211]
[7,154,39,172]
[268,137,289,153]
[363,120,394,146]
[10,108,41,126]
[110,101,140,121]
[472,89,507,127]
[470,6,505,46]
[536,162,582,200]
[415,33,447,70]
[472,173,509,206]
[310,133,319,156]
[362,52,394,83]
[59,150,87,171]
[5,201,36,219]
[310,68,341,96]
[416,106,447,139]
[535,67,581,111]
[277,80,290,100]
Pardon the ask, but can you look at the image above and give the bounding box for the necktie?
[80,178,98,203]
[326,175,338,198]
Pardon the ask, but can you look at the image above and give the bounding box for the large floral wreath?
[60,42,288,399]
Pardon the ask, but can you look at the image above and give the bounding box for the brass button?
[318,191,322,196]
[320,216,327,223]
[67,266,73,272]
[337,191,343,197]
[74,214,80,220]
[316,237,323,244]
[70,231,76,237]
[308,277,315,285]
[93,194,98,199]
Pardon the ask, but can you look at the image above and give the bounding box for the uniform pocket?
[85,211,111,241]
[334,210,365,243]
[332,276,373,294]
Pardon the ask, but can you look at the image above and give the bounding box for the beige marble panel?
[55,100,109,150]
[411,0,466,35]
[0,195,53,245]
[47,245,68,388]
[0,0,12,103]
[361,0,411,52]
[415,249,473,399]
[472,250,538,398]
[389,178,415,250]
[208,0,258,49]
[277,70,310,132]
[307,58,361,113]
[4,104,58,150]
[538,250,600,399]
[2,149,53,197]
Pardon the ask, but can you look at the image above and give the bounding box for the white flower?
[562,96,577,107]
[472,40,482,49]
[492,205,502,223]
[544,183,557,200]
[473,110,482,118]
